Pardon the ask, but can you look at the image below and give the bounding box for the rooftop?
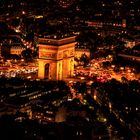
[38,35,76,46]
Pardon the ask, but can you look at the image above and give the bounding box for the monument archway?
[44,63,50,79]
[38,36,77,80]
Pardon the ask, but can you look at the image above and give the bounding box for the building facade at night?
[38,35,76,80]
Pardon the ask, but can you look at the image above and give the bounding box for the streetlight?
[111,65,115,69]
[21,59,24,62]
[120,67,124,70]
[22,11,26,15]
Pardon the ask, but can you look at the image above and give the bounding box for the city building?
[123,39,136,48]
[0,35,25,57]
[10,45,25,55]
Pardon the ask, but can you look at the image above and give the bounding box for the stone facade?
[38,36,76,80]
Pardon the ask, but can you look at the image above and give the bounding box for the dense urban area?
[0,0,140,140]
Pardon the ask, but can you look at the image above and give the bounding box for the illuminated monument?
[38,35,76,80]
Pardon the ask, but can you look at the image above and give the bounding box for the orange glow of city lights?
[93,95,97,100]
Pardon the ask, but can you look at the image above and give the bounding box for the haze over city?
[0,0,140,140]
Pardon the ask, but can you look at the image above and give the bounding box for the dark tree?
[21,48,33,62]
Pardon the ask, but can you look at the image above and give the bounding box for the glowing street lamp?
[22,11,26,15]
[120,67,124,70]
[127,69,131,73]
[93,94,97,100]
[111,65,115,69]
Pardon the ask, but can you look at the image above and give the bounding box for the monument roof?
[38,35,76,46]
